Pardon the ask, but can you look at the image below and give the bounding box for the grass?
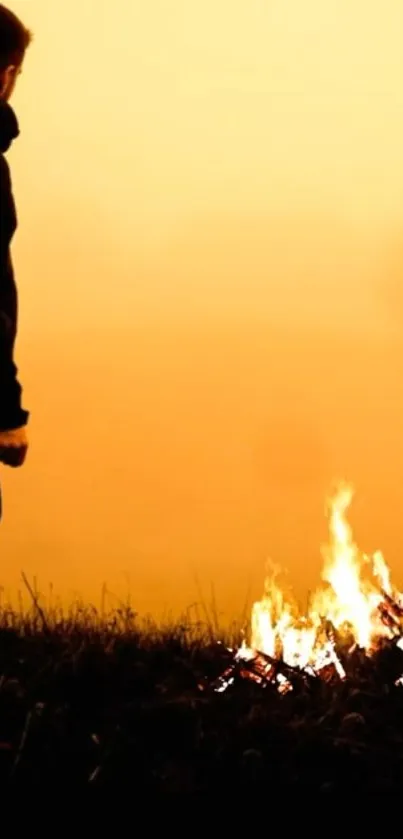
[0,591,403,794]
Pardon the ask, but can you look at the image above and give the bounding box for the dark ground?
[1,604,403,795]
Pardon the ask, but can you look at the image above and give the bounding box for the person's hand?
[0,425,28,467]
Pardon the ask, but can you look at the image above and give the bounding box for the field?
[1,597,403,795]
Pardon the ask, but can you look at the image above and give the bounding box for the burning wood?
[209,484,403,694]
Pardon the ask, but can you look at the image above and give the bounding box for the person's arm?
[0,304,28,467]
[0,308,28,431]
[0,154,28,465]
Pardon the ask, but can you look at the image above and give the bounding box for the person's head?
[0,4,32,102]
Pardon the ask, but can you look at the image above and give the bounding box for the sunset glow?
[2,1,403,617]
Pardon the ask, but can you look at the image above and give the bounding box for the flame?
[244,483,402,676]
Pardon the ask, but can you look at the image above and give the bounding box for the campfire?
[211,483,403,694]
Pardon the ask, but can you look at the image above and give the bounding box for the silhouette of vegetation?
[0,594,403,794]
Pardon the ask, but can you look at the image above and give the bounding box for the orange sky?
[2,0,403,620]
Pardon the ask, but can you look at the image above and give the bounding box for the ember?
[212,484,403,693]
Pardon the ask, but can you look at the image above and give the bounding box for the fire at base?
[227,483,403,690]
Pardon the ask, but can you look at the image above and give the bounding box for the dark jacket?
[0,101,29,431]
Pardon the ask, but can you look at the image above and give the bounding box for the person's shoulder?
[0,152,10,171]
[0,153,11,192]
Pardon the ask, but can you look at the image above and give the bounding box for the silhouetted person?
[0,5,31,468]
